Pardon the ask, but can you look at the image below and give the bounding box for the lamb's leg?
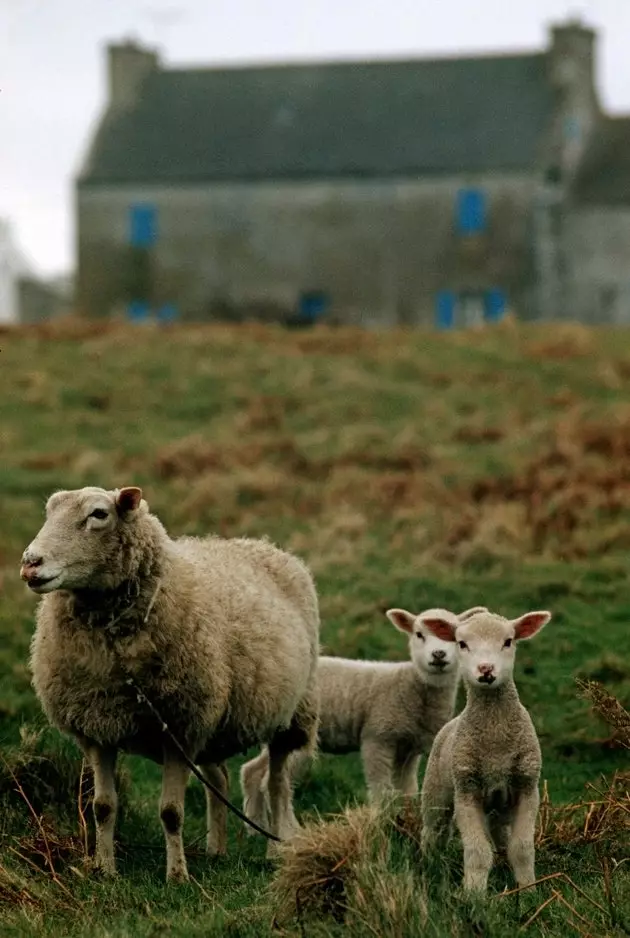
[394,753,421,796]
[420,762,453,856]
[506,786,539,888]
[200,761,229,856]
[160,749,191,882]
[361,737,395,803]
[453,792,494,894]
[240,747,271,835]
[86,743,118,876]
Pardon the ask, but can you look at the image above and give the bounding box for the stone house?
[76,18,625,326]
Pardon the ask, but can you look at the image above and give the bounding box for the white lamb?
[240,605,488,829]
[419,607,552,894]
[20,485,320,882]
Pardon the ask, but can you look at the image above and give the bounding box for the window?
[129,203,158,248]
[484,288,506,323]
[435,290,455,330]
[455,189,486,235]
[299,291,329,323]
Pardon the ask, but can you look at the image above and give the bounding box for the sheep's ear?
[386,609,417,634]
[458,606,488,621]
[511,611,551,641]
[420,615,458,643]
[115,487,143,514]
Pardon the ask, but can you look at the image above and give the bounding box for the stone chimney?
[547,18,599,179]
[107,38,160,109]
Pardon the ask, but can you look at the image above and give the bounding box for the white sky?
[1,0,629,277]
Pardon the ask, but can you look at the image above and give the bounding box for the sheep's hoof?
[206,841,227,858]
[90,859,117,879]
[166,866,190,884]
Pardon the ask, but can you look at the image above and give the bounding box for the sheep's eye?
[415,631,425,641]
[503,638,513,649]
[458,641,468,650]
[89,509,109,521]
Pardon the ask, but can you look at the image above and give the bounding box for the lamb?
[419,607,552,894]
[240,605,488,829]
[20,485,320,883]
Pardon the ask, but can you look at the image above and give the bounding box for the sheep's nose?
[432,650,446,661]
[20,552,43,580]
[478,662,494,675]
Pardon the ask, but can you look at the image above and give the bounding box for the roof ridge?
[162,49,544,77]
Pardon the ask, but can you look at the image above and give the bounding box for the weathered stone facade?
[76,18,630,327]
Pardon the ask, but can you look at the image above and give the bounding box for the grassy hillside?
[0,319,628,936]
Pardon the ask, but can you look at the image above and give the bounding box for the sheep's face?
[20,486,145,593]
[420,610,551,691]
[386,607,459,685]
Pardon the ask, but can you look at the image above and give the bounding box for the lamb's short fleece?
[419,607,551,894]
[21,486,320,882]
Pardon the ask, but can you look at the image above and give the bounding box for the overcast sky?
[1,0,629,277]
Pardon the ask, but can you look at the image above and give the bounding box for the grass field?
[0,318,628,937]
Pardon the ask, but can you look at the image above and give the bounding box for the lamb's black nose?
[432,650,446,661]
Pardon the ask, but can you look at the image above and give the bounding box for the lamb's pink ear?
[420,615,458,643]
[386,609,417,634]
[115,487,143,514]
[512,611,551,641]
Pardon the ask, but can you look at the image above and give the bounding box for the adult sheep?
[20,485,320,883]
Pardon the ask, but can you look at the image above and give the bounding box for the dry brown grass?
[537,772,629,854]
[270,805,382,923]
[576,680,630,750]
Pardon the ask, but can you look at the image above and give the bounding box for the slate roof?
[571,117,630,204]
[78,52,555,185]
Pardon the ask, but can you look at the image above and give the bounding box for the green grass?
[0,319,628,936]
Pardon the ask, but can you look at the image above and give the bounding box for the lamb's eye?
[415,632,425,641]
[503,638,513,649]
[458,641,468,650]
[89,509,109,521]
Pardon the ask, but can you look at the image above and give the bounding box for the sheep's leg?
[361,738,395,803]
[265,690,318,855]
[394,753,421,796]
[420,766,452,856]
[200,761,229,856]
[453,792,494,894]
[506,787,539,888]
[240,747,271,835]
[86,743,118,876]
[160,750,190,882]
[266,744,301,851]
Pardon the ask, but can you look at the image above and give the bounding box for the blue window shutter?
[299,291,329,322]
[456,189,486,235]
[127,299,151,322]
[484,289,506,323]
[435,290,455,330]
[129,204,158,248]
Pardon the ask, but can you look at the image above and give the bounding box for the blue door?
[435,291,455,330]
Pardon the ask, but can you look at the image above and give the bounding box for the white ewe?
[21,486,319,882]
